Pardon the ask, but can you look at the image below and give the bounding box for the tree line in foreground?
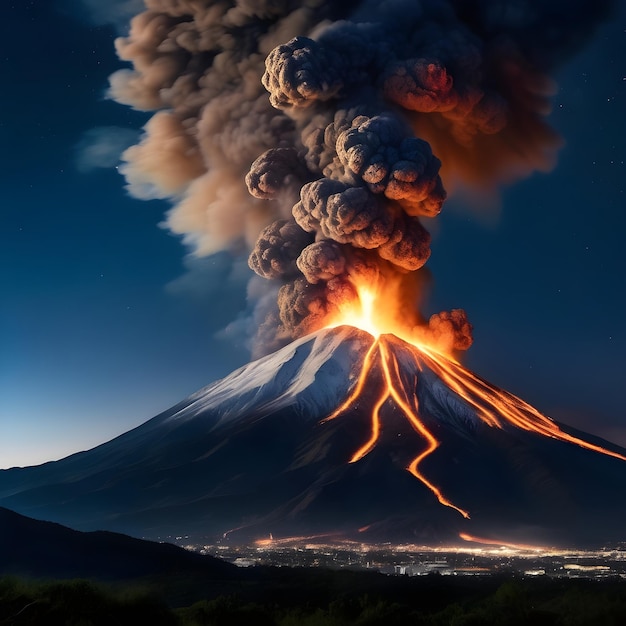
[1,573,626,625]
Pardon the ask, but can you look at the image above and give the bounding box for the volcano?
[1,325,625,548]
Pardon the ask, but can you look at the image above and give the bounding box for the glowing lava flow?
[415,345,626,463]
[324,335,470,518]
[324,285,626,520]
[324,286,471,519]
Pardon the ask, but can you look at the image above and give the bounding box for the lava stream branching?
[322,327,626,521]
[323,335,471,519]
[417,344,626,464]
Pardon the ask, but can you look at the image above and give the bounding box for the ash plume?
[110,0,615,351]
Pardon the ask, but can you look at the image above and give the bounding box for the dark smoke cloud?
[246,148,311,200]
[248,218,313,280]
[110,0,615,352]
[297,240,347,284]
[277,275,358,338]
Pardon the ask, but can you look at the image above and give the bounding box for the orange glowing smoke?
[324,283,626,520]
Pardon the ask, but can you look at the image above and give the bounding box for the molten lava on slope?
[321,283,626,530]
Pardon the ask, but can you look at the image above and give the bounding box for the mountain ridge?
[0,506,237,581]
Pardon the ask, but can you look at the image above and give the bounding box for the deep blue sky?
[1,1,624,468]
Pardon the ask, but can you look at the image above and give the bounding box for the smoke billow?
[111,0,615,352]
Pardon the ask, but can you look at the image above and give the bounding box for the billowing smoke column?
[111,0,615,352]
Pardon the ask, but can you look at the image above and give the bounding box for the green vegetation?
[0,577,175,625]
[1,574,625,625]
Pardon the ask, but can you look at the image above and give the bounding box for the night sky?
[2,1,625,469]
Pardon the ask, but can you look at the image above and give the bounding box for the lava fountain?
[324,283,626,521]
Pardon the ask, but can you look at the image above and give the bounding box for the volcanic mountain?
[1,326,625,548]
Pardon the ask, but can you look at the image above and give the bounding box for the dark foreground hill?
[0,507,237,582]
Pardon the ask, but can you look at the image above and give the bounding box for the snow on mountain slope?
[162,325,368,427]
